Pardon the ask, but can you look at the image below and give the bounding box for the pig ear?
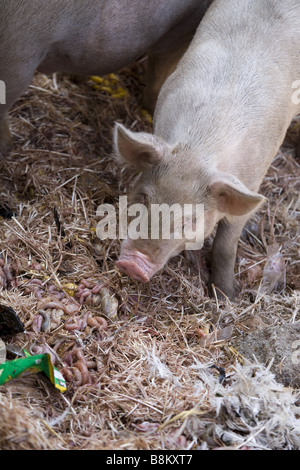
[209,175,265,216]
[113,123,167,167]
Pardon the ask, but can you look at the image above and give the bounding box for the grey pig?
[0,0,212,154]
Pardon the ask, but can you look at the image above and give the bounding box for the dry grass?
[0,59,299,450]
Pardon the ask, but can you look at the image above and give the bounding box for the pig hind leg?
[0,66,36,155]
[297,132,300,161]
[144,1,213,113]
[0,116,13,156]
[144,32,191,114]
[210,217,249,300]
[144,4,209,114]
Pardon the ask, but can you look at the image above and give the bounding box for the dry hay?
[0,58,299,450]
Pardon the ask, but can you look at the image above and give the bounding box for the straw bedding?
[0,59,299,450]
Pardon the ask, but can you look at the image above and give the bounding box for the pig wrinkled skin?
[0,0,213,155]
[115,0,300,299]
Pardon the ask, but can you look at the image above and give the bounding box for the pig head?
[114,123,264,291]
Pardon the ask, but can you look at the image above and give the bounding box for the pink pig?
[115,0,300,299]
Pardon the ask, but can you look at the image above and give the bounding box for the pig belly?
[6,0,206,77]
[37,48,122,77]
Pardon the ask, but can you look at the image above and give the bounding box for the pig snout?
[116,250,159,283]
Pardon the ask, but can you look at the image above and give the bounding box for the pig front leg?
[145,35,190,114]
[0,116,12,156]
[297,131,300,161]
[144,1,212,113]
[0,50,37,155]
[211,216,248,300]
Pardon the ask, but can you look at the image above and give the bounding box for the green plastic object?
[0,349,66,392]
